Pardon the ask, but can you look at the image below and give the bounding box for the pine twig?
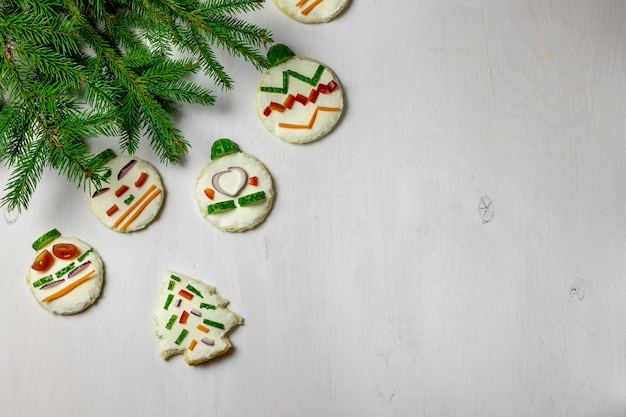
[0,0,273,213]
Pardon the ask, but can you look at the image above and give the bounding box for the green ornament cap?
[267,44,295,67]
[88,148,116,169]
[32,228,61,251]
[211,138,240,160]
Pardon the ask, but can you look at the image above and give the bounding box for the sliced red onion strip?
[190,308,201,317]
[211,166,248,197]
[200,337,214,346]
[92,188,110,198]
[175,298,182,307]
[40,278,65,290]
[117,159,137,180]
[67,260,92,278]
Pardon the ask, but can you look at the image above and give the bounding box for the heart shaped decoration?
[211,166,248,197]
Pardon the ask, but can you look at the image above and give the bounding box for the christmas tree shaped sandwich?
[86,149,165,232]
[272,0,350,23]
[194,139,274,232]
[256,44,344,143]
[154,270,243,365]
[27,229,104,315]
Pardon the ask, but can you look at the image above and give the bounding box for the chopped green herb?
[168,280,176,290]
[32,275,53,288]
[186,284,203,298]
[200,303,216,310]
[170,274,181,282]
[203,318,225,330]
[77,248,93,262]
[174,329,189,345]
[207,200,236,214]
[55,262,75,278]
[166,315,177,330]
[238,191,266,207]
[123,194,135,205]
[164,294,174,310]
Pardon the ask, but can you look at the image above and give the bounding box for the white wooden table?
[2,1,626,416]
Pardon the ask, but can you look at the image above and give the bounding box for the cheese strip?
[41,270,96,302]
[118,188,162,232]
[113,184,156,229]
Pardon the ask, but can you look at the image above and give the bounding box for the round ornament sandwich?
[27,229,104,315]
[256,44,344,144]
[87,149,165,233]
[194,138,274,232]
[272,0,350,23]
[154,270,243,365]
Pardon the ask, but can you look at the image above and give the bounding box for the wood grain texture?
[2,1,626,416]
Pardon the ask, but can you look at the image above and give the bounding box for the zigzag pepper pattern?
[278,106,341,129]
[260,64,325,94]
[262,79,339,117]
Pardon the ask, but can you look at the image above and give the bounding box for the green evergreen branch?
[0,0,273,213]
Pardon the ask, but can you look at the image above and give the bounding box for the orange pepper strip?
[295,0,307,6]
[118,188,162,232]
[113,184,156,229]
[41,270,96,302]
[301,0,323,15]
[188,339,197,351]
[196,324,210,333]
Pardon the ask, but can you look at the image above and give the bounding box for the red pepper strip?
[295,94,308,105]
[283,94,296,109]
[179,310,190,324]
[248,176,258,186]
[269,102,285,112]
[178,289,193,300]
[115,184,129,197]
[106,205,119,216]
[263,106,271,117]
[135,172,148,187]
[308,88,319,103]
[317,83,328,94]
[327,80,338,92]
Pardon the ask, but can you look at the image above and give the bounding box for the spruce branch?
[0,0,273,213]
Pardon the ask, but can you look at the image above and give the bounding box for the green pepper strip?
[207,200,236,214]
[164,294,174,310]
[124,194,135,205]
[200,303,216,310]
[32,275,53,288]
[77,248,93,262]
[166,315,177,330]
[55,262,76,278]
[260,65,325,94]
[186,284,203,299]
[174,329,189,345]
[203,318,225,330]
[238,191,266,207]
